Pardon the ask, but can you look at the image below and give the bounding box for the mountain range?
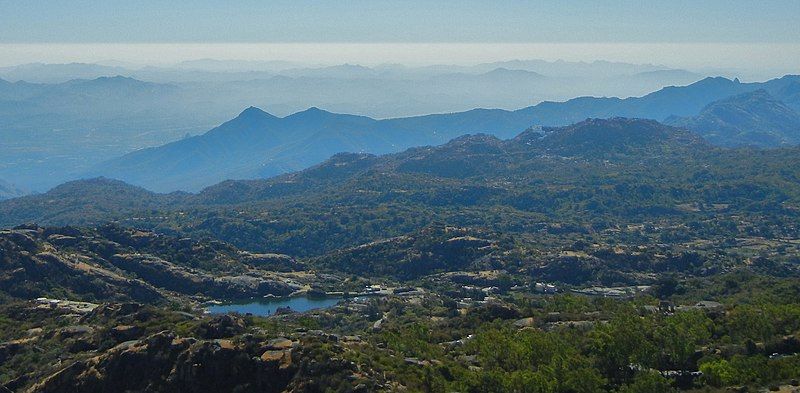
[1,68,798,194]
[665,89,800,147]
[94,75,800,192]
[3,117,800,393]
[0,76,221,192]
[0,60,711,193]
[4,118,799,260]
[0,59,690,84]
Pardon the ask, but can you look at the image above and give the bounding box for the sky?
[1,0,799,43]
[0,1,798,73]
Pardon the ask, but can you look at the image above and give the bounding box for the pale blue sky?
[1,0,798,43]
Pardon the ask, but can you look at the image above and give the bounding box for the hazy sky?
[0,1,798,73]
[2,1,799,43]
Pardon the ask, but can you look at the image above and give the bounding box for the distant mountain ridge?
[4,117,800,259]
[665,90,800,147]
[517,117,706,157]
[94,75,800,192]
[0,59,681,83]
[0,118,745,228]
[0,178,23,200]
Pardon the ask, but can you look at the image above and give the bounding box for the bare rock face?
[0,230,164,303]
[197,315,246,339]
[260,349,293,370]
[1,225,303,303]
[57,325,94,339]
[513,317,536,328]
[7,300,375,393]
[46,234,79,247]
[108,253,294,299]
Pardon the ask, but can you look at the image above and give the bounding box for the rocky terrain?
[1,300,378,393]
[0,225,313,303]
[1,118,799,392]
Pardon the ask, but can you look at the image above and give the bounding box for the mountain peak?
[236,106,277,120]
[556,117,678,135]
[483,67,543,78]
[282,107,337,122]
[50,177,144,192]
[282,106,378,124]
[520,117,703,156]
[295,106,329,115]
[694,76,736,87]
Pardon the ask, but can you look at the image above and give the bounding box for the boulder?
[266,337,295,350]
[513,317,536,328]
[47,234,79,247]
[260,348,293,369]
[198,314,246,339]
[110,325,145,342]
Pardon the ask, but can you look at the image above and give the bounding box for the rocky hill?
[0,225,303,303]
[1,301,378,393]
[666,89,800,147]
[3,118,800,257]
[314,226,510,280]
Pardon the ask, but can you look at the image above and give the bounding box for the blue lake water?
[206,296,341,316]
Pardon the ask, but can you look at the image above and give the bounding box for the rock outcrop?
[28,331,297,393]
[26,329,370,393]
[0,225,299,303]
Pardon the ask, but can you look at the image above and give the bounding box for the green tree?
[656,310,713,368]
[699,359,735,387]
[617,371,675,393]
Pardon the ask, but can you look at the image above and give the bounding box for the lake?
[206,296,341,316]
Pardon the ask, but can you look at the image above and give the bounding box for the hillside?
[0,177,186,226]
[3,120,800,393]
[0,60,708,193]
[313,226,510,280]
[93,107,381,192]
[4,118,800,259]
[0,224,302,302]
[666,90,800,147]
[94,106,535,192]
[93,76,800,192]
[4,118,800,284]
